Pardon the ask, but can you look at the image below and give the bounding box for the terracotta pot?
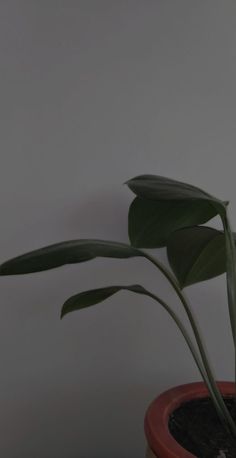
[144,381,235,458]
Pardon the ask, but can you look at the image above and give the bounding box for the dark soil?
[169,397,236,458]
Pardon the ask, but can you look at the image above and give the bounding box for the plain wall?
[0,1,236,457]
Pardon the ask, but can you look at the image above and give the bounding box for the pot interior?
[169,396,236,458]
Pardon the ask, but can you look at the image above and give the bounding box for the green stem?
[143,289,236,435]
[221,214,236,346]
[141,251,236,435]
[221,213,236,397]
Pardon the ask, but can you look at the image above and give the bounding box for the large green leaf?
[128,197,218,248]
[126,175,227,224]
[126,175,223,203]
[61,284,148,318]
[0,240,144,275]
[167,226,229,288]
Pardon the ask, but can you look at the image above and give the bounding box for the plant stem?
[143,289,236,435]
[141,251,236,435]
[221,215,236,346]
[221,213,236,397]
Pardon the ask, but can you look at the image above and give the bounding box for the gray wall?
[0,1,236,457]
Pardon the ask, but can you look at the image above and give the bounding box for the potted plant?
[1,174,236,457]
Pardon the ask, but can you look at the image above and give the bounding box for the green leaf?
[128,197,218,248]
[126,175,226,218]
[61,284,148,318]
[167,226,228,288]
[126,175,221,202]
[0,240,144,275]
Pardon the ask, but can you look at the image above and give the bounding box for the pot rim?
[144,381,235,458]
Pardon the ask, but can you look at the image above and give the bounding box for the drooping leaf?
[126,174,221,202]
[60,281,236,432]
[0,240,144,275]
[61,284,148,318]
[126,175,226,217]
[128,197,218,248]
[167,226,230,288]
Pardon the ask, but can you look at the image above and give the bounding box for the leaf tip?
[60,306,67,319]
[0,263,9,275]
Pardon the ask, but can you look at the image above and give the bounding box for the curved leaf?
[167,226,228,288]
[0,240,143,275]
[126,175,226,216]
[128,197,218,248]
[61,284,148,318]
[126,174,220,201]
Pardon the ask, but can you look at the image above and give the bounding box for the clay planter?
[144,381,235,458]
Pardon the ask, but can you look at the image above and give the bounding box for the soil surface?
[169,397,236,458]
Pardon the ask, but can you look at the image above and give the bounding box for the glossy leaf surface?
[128,197,218,248]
